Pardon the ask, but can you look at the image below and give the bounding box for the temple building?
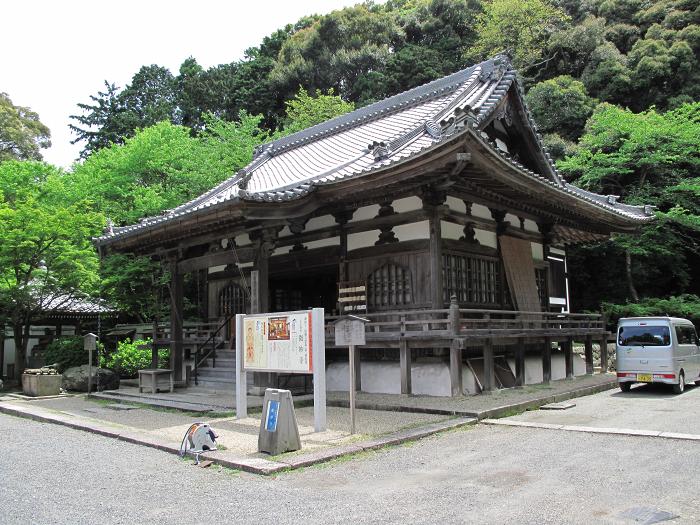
[96,55,653,396]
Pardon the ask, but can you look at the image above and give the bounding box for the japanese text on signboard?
[242,312,313,373]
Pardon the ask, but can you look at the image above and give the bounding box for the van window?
[675,326,698,345]
[618,325,670,346]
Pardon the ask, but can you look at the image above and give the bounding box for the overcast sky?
[2,0,362,168]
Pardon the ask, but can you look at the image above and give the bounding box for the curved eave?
[464,128,654,232]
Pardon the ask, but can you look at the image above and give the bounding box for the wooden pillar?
[251,229,277,393]
[450,339,463,396]
[482,338,495,392]
[422,188,446,309]
[399,339,412,395]
[515,337,525,387]
[542,336,552,384]
[584,335,594,375]
[334,210,354,314]
[169,260,184,382]
[599,337,609,373]
[563,337,574,379]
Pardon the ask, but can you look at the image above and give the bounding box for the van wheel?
[619,382,631,392]
[673,372,685,395]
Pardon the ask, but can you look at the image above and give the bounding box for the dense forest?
[2,0,700,372]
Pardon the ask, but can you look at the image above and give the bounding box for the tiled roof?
[40,294,114,315]
[97,55,653,244]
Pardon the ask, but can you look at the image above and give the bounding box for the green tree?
[269,5,401,104]
[525,75,597,140]
[71,66,180,157]
[0,160,102,379]
[280,89,355,135]
[0,93,51,161]
[468,0,569,72]
[559,102,700,304]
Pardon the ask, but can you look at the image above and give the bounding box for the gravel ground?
[506,382,700,434]
[2,412,698,524]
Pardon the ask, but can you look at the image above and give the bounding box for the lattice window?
[367,263,413,310]
[443,253,502,306]
[218,283,247,317]
[535,267,548,309]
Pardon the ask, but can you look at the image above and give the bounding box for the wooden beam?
[178,246,256,273]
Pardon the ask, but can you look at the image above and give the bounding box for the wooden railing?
[324,298,606,344]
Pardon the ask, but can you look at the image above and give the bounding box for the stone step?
[196,367,236,379]
[206,358,235,367]
[90,391,221,413]
[193,378,237,391]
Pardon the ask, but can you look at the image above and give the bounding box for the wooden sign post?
[333,316,368,434]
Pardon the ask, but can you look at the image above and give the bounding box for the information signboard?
[236,308,326,432]
[242,312,313,373]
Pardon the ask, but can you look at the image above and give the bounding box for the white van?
[616,317,700,394]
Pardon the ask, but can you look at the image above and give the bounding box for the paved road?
[505,383,700,434]
[1,412,698,524]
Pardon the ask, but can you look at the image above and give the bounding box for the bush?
[101,338,169,378]
[43,337,88,372]
[601,295,700,329]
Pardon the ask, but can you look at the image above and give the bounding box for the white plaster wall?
[550,247,566,256]
[471,204,492,220]
[531,242,544,262]
[446,196,466,213]
[351,204,380,222]
[234,233,251,246]
[278,226,292,238]
[348,230,381,251]
[505,213,520,227]
[505,354,586,385]
[475,228,497,249]
[304,237,340,250]
[441,220,463,241]
[392,196,423,213]
[326,353,587,397]
[524,218,539,233]
[394,221,429,242]
[306,214,336,231]
[208,265,227,274]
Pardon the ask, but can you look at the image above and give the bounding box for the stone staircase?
[193,348,237,390]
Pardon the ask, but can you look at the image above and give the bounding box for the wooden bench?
[138,369,174,394]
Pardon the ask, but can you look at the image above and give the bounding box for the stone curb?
[469,379,618,420]
[0,401,475,475]
[327,378,618,419]
[482,419,700,442]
